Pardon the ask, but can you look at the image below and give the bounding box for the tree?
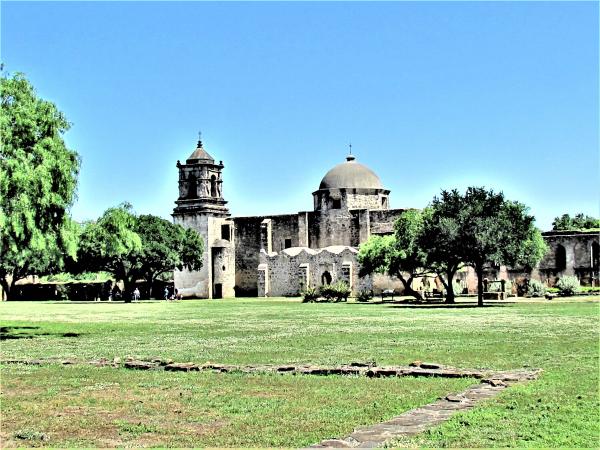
[552,213,600,231]
[420,198,464,304]
[75,205,204,301]
[455,187,547,306]
[75,203,142,301]
[358,209,430,301]
[131,214,204,298]
[0,72,80,299]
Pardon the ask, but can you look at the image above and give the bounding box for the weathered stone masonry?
[173,140,600,298]
[173,142,405,298]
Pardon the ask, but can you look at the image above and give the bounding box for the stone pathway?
[310,369,541,448]
[1,357,541,448]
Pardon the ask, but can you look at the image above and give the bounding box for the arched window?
[210,175,217,197]
[321,271,332,286]
[187,174,197,199]
[592,242,599,271]
[555,244,567,272]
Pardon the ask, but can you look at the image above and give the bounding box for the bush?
[319,281,351,302]
[527,279,547,297]
[356,289,373,302]
[580,286,600,293]
[331,281,351,302]
[489,280,512,293]
[451,281,463,296]
[556,276,580,296]
[301,286,319,303]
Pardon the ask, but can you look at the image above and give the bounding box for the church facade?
[173,139,600,299]
[172,138,405,298]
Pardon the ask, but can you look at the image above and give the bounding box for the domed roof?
[319,155,383,190]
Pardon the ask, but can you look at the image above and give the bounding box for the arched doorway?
[555,244,567,272]
[321,271,332,286]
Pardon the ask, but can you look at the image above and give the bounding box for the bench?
[380,289,395,300]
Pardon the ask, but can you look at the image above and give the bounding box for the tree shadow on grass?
[345,301,515,309]
[0,326,81,340]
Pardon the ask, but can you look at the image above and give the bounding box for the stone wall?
[232,213,299,296]
[173,214,212,298]
[258,246,367,297]
[537,231,599,285]
[369,208,405,235]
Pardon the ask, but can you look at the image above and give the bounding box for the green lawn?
[1,297,599,447]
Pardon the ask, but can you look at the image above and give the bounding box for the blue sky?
[2,1,598,230]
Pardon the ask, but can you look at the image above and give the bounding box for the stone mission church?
[173,139,600,299]
[173,138,405,298]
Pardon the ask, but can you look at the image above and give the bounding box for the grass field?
[1,297,599,447]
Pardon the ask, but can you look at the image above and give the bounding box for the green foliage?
[132,214,204,294]
[356,289,373,302]
[41,271,112,283]
[445,187,546,305]
[75,205,203,298]
[420,198,465,303]
[358,210,429,301]
[301,286,319,303]
[518,228,549,270]
[552,213,600,231]
[357,235,396,276]
[330,280,351,302]
[527,279,547,297]
[555,275,580,296]
[0,72,80,298]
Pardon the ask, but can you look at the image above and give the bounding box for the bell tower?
[173,137,229,217]
[173,136,235,299]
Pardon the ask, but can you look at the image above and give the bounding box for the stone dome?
[319,155,383,190]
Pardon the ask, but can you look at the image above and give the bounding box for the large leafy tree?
[456,187,547,306]
[419,199,464,304]
[75,204,203,300]
[131,214,204,298]
[0,72,80,299]
[75,203,142,300]
[358,209,430,301]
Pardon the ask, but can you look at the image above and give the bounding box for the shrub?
[319,281,351,302]
[356,289,373,302]
[527,279,547,297]
[556,276,580,296]
[489,280,512,293]
[331,280,351,302]
[319,285,335,302]
[451,281,463,296]
[301,286,319,303]
[580,286,600,293]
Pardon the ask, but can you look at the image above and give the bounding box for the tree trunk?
[0,271,16,301]
[123,277,132,303]
[445,269,457,304]
[398,274,423,301]
[120,265,132,303]
[476,264,484,307]
[0,276,11,301]
[146,274,154,299]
